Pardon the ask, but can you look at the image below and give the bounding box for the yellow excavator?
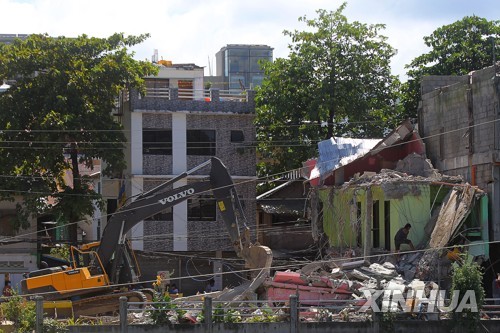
[21,157,272,316]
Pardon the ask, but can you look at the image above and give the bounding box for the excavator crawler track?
[72,290,148,317]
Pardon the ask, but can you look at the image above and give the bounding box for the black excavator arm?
[98,157,271,285]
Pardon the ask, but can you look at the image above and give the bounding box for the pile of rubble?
[345,153,463,187]
[81,251,453,325]
[271,251,446,321]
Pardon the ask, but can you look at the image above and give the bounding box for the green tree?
[450,255,485,333]
[403,15,500,117]
[0,33,158,243]
[255,3,401,183]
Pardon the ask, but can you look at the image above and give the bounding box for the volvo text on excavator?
[21,157,272,316]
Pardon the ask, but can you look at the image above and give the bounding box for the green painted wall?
[320,183,437,251]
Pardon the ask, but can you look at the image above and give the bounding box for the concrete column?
[130,112,143,175]
[289,295,298,333]
[246,90,255,107]
[172,113,188,251]
[130,177,144,251]
[493,165,500,240]
[35,296,43,333]
[119,296,128,333]
[364,187,373,261]
[204,296,213,333]
[214,251,223,291]
[170,88,178,100]
[173,178,188,251]
[172,113,187,174]
[210,88,220,102]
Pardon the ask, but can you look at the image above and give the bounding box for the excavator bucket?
[243,245,273,273]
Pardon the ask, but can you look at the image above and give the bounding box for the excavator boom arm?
[97,181,213,265]
[97,157,257,283]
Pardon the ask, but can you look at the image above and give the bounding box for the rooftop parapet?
[129,88,255,114]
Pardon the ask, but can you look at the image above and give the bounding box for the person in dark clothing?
[169,283,179,294]
[2,281,13,297]
[205,279,215,293]
[394,223,414,257]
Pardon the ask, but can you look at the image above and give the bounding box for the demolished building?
[306,120,489,286]
[162,120,490,313]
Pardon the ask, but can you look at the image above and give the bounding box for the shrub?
[42,318,68,333]
[1,293,36,332]
[147,293,186,325]
[450,254,485,333]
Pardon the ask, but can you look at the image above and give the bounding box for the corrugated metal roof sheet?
[310,137,381,182]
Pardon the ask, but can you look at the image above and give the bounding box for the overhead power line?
[0,117,496,243]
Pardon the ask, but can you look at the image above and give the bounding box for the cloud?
[3,0,500,79]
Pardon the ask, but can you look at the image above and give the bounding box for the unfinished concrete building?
[419,65,500,274]
[110,61,258,295]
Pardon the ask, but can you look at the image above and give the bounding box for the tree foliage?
[0,33,158,241]
[403,15,500,117]
[450,255,485,333]
[1,293,37,332]
[255,3,401,183]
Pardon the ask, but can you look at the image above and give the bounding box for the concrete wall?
[320,184,435,252]
[419,65,500,240]
[67,320,500,333]
[130,89,256,114]
[117,81,257,288]
[0,199,38,292]
[141,180,255,252]
[127,96,257,252]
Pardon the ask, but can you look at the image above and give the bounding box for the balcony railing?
[142,87,248,102]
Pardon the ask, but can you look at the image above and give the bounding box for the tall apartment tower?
[214,44,273,90]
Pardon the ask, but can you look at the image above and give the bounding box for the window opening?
[187,130,216,156]
[143,129,172,155]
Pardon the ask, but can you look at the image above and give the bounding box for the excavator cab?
[21,246,110,301]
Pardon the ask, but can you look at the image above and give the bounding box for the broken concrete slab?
[382,262,396,270]
[300,262,325,276]
[340,259,369,270]
[395,153,441,178]
[330,267,344,278]
[387,280,406,293]
[408,279,425,291]
[360,263,398,279]
[348,269,370,281]
[429,186,477,249]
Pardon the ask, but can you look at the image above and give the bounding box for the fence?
[27,295,500,332]
[121,295,300,333]
[483,298,500,318]
[142,88,247,102]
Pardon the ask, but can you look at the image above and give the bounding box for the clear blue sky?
[3,0,500,79]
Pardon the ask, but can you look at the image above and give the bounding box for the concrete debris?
[360,263,398,279]
[428,186,476,249]
[382,262,396,270]
[395,153,440,178]
[348,269,370,281]
[301,262,325,275]
[386,280,406,293]
[331,267,343,278]
[343,154,463,188]
[79,253,455,325]
[339,259,368,270]
[408,279,425,293]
